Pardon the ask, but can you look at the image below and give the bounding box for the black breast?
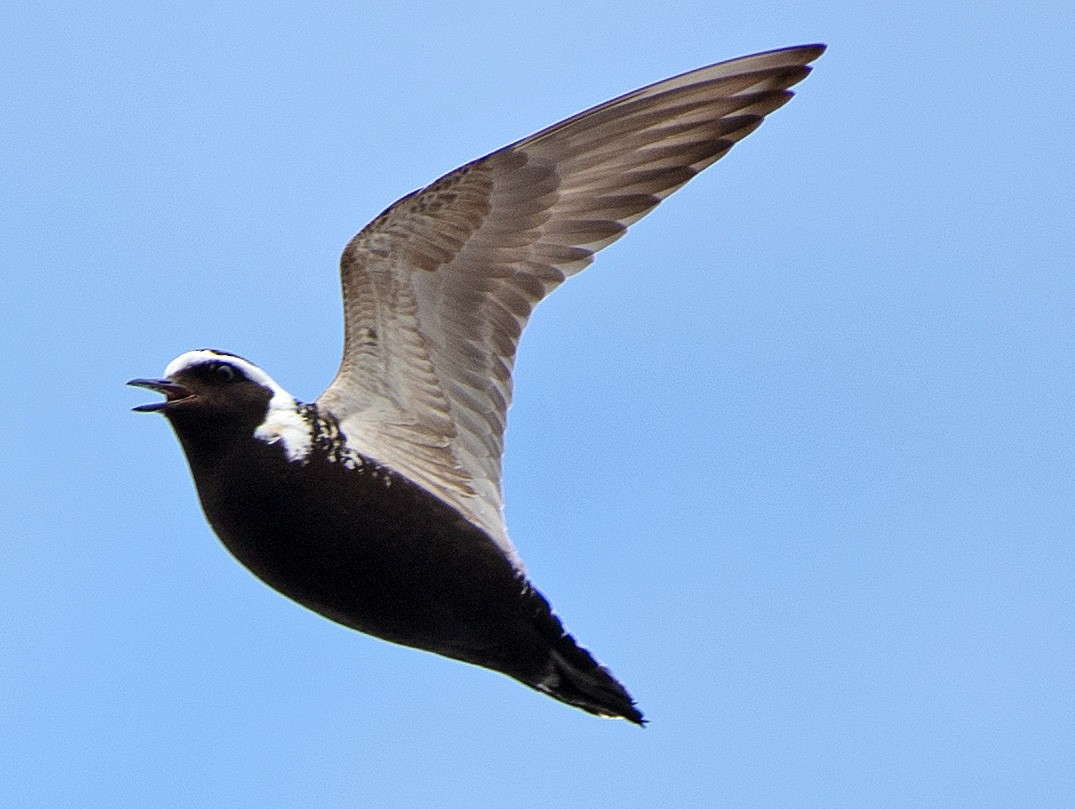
[181,415,554,684]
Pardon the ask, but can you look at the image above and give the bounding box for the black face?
[128,355,275,435]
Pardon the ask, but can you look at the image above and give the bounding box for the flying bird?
[130,44,825,725]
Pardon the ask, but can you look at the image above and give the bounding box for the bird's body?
[130,45,824,724]
[157,358,637,718]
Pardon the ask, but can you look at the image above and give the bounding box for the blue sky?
[4,1,1073,806]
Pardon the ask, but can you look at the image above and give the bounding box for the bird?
[129,44,825,725]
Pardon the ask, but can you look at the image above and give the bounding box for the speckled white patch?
[163,349,314,462]
[254,401,313,462]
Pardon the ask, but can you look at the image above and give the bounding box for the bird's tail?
[534,644,646,725]
[516,584,644,724]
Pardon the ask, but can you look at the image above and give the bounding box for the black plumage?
[130,45,825,724]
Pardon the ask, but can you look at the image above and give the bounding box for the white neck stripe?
[163,349,313,463]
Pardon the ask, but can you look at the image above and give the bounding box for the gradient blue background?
[4,2,1073,806]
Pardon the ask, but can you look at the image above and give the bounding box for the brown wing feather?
[318,44,825,563]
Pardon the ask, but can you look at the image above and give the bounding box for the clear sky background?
[4,2,1073,807]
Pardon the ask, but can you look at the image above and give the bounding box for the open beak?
[127,378,194,412]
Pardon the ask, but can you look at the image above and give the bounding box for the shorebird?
[130,44,825,724]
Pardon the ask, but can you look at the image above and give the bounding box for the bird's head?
[129,350,313,461]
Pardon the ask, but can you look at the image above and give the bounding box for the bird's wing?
[317,44,825,565]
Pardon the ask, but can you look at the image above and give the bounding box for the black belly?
[191,443,549,682]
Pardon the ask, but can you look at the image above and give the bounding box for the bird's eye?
[209,362,236,383]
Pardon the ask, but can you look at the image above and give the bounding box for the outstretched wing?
[317,44,825,565]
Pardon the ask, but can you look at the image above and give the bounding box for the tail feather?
[518,580,645,725]
[536,647,646,725]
